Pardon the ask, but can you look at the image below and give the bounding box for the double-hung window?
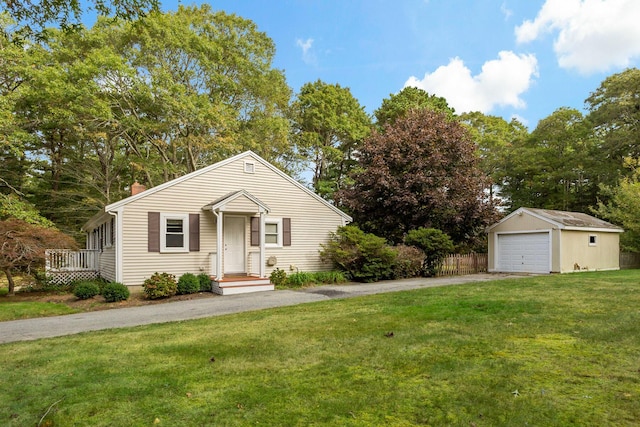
[161,213,189,252]
[264,218,282,247]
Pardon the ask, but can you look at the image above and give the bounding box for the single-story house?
[487,207,623,274]
[82,151,351,294]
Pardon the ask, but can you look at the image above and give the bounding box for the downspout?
[212,209,223,280]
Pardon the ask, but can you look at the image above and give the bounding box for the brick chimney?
[131,181,146,196]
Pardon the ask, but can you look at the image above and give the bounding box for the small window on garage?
[589,234,597,246]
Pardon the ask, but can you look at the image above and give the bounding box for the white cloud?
[404,51,538,114]
[515,0,640,74]
[295,38,317,66]
[501,2,513,20]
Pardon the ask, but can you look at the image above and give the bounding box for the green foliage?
[313,270,347,284]
[320,225,397,282]
[2,0,160,39]
[269,268,287,287]
[142,272,177,299]
[0,194,55,228]
[197,272,211,292]
[404,228,455,277]
[286,272,316,288]
[375,86,456,127]
[73,281,100,300]
[391,245,424,279]
[101,282,130,302]
[340,108,497,246]
[291,79,372,199]
[587,68,640,189]
[594,157,640,251]
[499,107,598,212]
[177,273,200,295]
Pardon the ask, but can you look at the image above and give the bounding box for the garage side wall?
[560,230,620,272]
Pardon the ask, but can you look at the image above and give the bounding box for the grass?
[1,270,640,426]
[0,301,79,321]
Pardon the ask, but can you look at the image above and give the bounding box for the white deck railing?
[45,249,101,272]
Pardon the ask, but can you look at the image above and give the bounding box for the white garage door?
[497,232,550,273]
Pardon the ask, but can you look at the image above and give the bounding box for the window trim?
[244,161,256,174]
[160,213,190,253]
[589,234,597,246]
[264,217,283,248]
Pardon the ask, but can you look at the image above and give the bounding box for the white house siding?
[99,246,116,282]
[116,153,347,286]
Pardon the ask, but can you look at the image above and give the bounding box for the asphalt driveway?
[0,273,524,344]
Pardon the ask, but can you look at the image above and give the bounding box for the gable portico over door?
[202,190,270,280]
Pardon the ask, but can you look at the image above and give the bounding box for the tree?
[374,86,455,127]
[586,68,640,188]
[291,80,371,198]
[459,112,528,202]
[500,108,597,212]
[338,108,497,247]
[0,0,159,38]
[594,158,640,252]
[0,219,76,295]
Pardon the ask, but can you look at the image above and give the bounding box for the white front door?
[224,216,245,273]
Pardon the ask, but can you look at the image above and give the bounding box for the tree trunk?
[4,268,15,295]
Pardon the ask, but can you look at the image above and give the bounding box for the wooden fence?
[45,249,100,284]
[620,252,640,270]
[437,253,488,277]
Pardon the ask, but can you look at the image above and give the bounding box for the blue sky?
[160,0,640,129]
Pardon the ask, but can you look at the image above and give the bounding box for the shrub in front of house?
[269,268,287,287]
[320,225,397,282]
[313,270,347,284]
[391,245,425,279]
[197,273,211,292]
[73,281,101,300]
[177,273,200,295]
[404,227,454,277]
[102,282,130,302]
[143,272,177,299]
[286,271,316,288]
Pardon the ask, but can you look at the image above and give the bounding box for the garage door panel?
[497,233,550,273]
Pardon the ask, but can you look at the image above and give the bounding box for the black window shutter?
[189,213,200,252]
[251,217,260,246]
[148,212,160,252]
[283,218,291,246]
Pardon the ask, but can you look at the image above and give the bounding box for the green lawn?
[2,271,640,426]
[0,301,79,321]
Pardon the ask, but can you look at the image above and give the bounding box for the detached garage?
[487,207,623,274]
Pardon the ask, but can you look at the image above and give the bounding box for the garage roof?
[488,207,624,233]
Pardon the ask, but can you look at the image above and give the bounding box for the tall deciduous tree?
[500,108,596,212]
[586,68,640,188]
[594,157,640,252]
[374,86,455,127]
[338,108,497,247]
[459,112,528,202]
[0,0,159,38]
[291,80,371,199]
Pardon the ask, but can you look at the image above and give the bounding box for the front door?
[224,216,245,273]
